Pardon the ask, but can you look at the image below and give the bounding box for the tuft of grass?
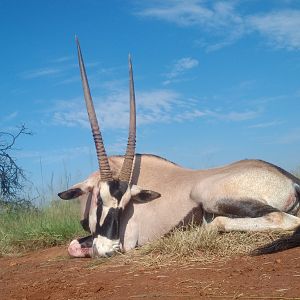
[0,200,85,256]
[133,225,290,266]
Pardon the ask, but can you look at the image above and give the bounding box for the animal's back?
[110,156,299,213]
[109,154,191,194]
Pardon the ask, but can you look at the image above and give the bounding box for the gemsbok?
[58,39,300,258]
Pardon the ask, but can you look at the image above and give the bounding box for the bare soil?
[1,246,300,299]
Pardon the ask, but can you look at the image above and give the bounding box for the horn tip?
[128,54,133,70]
[75,35,80,46]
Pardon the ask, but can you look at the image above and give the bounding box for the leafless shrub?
[0,125,31,203]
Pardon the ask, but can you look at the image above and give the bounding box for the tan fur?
[75,154,300,251]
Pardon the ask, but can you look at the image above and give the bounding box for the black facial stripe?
[108,180,129,203]
[78,235,93,248]
[94,207,122,240]
[80,219,91,233]
[216,198,279,218]
[97,193,103,206]
[95,199,103,235]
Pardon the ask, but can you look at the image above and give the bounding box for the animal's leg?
[208,212,300,232]
[68,235,93,258]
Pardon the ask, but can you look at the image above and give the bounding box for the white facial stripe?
[130,184,142,196]
[89,206,97,234]
[99,206,110,226]
[100,182,118,208]
[89,187,99,234]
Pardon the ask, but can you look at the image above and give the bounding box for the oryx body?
[67,154,300,254]
[59,39,300,257]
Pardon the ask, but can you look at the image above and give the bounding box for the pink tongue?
[68,240,93,258]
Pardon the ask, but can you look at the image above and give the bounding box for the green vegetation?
[0,200,84,257]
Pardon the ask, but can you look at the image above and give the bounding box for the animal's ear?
[130,185,161,203]
[58,181,93,200]
[58,188,85,200]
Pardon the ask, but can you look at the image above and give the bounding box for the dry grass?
[120,225,291,267]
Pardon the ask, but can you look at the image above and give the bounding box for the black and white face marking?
[89,180,131,257]
[58,179,161,258]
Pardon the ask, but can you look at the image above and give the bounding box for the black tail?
[251,225,300,256]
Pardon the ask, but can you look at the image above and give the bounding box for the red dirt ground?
[1,246,300,299]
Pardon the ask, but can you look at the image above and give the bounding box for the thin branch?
[0,125,31,201]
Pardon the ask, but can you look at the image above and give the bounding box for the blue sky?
[1,0,300,196]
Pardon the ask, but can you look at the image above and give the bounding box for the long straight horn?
[119,54,136,182]
[76,37,112,181]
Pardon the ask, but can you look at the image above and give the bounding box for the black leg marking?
[78,235,93,248]
[216,198,279,218]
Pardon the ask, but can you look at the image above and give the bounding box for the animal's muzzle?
[92,238,120,258]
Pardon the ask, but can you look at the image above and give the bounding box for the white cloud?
[247,10,300,50]
[50,89,260,130]
[136,1,300,51]
[55,76,79,86]
[51,56,74,63]
[52,90,185,129]
[2,111,19,122]
[20,51,103,82]
[136,1,244,50]
[52,98,89,128]
[17,146,91,164]
[248,121,283,129]
[163,57,199,85]
[205,109,261,122]
[137,1,241,29]
[21,67,63,79]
